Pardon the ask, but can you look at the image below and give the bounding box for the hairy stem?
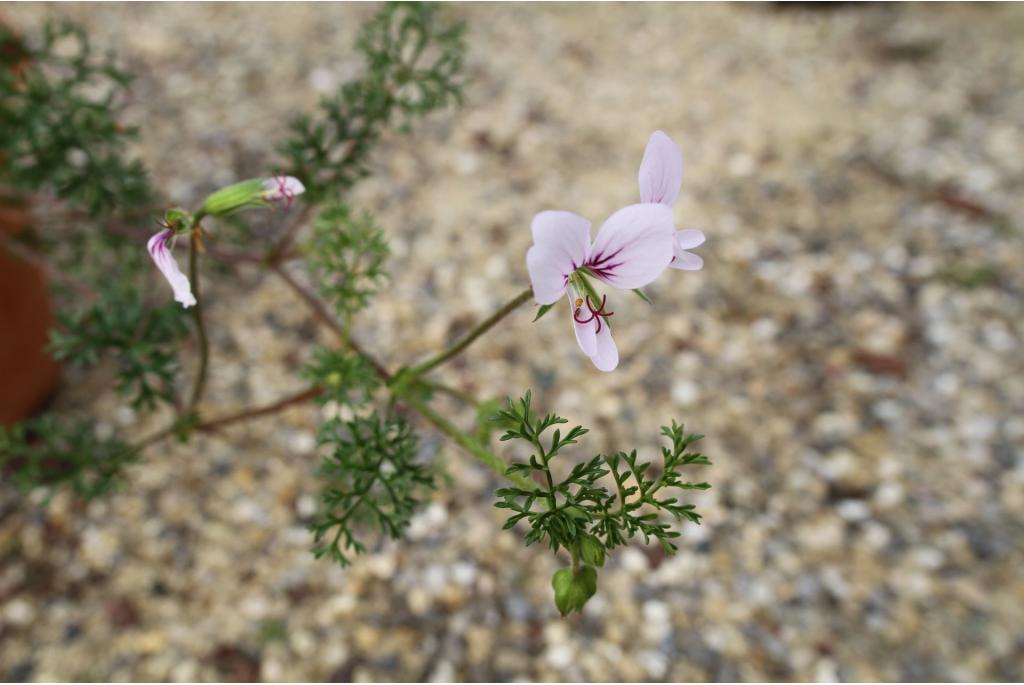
[399,391,537,492]
[270,263,390,380]
[187,228,210,414]
[267,204,314,265]
[409,287,533,376]
[135,269,534,494]
[133,377,533,493]
[130,386,322,453]
[422,379,479,406]
[198,386,322,432]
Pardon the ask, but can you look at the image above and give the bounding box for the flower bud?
[198,179,268,217]
[552,565,597,617]
[577,534,605,568]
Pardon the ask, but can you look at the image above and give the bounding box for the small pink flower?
[262,175,306,209]
[526,204,674,371]
[147,228,196,308]
[638,130,705,271]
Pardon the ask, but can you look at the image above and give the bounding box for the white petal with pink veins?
[587,203,674,290]
[147,230,196,308]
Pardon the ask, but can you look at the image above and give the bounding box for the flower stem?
[422,379,479,406]
[399,390,537,492]
[129,385,322,454]
[197,385,322,432]
[270,263,390,380]
[187,228,210,414]
[266,204,313,265]
[409,287,534,377]
[134,272,535,494]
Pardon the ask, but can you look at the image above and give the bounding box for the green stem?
[271,263,390,380]
[422,379,478,406]
[532,433,557,509]
[400,391,537,492]
[135,267,533,496]
[409,287,533,376]
[187,227,210,414]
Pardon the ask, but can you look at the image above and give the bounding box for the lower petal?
[572,300,598,358]
[169,272,197,307]
[148,230,196,308]
[589,321,619,372]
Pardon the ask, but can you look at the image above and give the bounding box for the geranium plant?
[0,3,711,616]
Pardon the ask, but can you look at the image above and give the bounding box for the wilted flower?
[526,205,674,371]
[262,174,305,208]
[147,228,196,308]
[638,130,705,271]
[150,175,306,307]
[199,175,306,216]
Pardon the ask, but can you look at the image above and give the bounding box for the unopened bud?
[199,179,268,217]
[552,565,597,617]
[577,534,605,568]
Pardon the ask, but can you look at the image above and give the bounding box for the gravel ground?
[2,3,1023,681]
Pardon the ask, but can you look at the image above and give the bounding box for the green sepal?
[163,207,191,232]
[552,565,598,616]
[533,303,555,322]
[572,269,603,305]
[632,288,653,304]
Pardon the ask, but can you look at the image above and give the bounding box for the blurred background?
[1,2,1022,681]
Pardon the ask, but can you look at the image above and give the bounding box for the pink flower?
[262,175,306,208]
[526,204,674,371]
[638,130,705,271]
[147,229,196,308]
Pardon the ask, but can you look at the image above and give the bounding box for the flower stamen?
[573,294,614,333]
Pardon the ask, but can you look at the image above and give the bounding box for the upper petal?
[669,229,705,271]
[589,320,619,372]
[526,211,592,305]
[527,245,570,305]
[586,203,674,290]
[674,229,705,250]
[638,130,683,206]
[531,211,591,266]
